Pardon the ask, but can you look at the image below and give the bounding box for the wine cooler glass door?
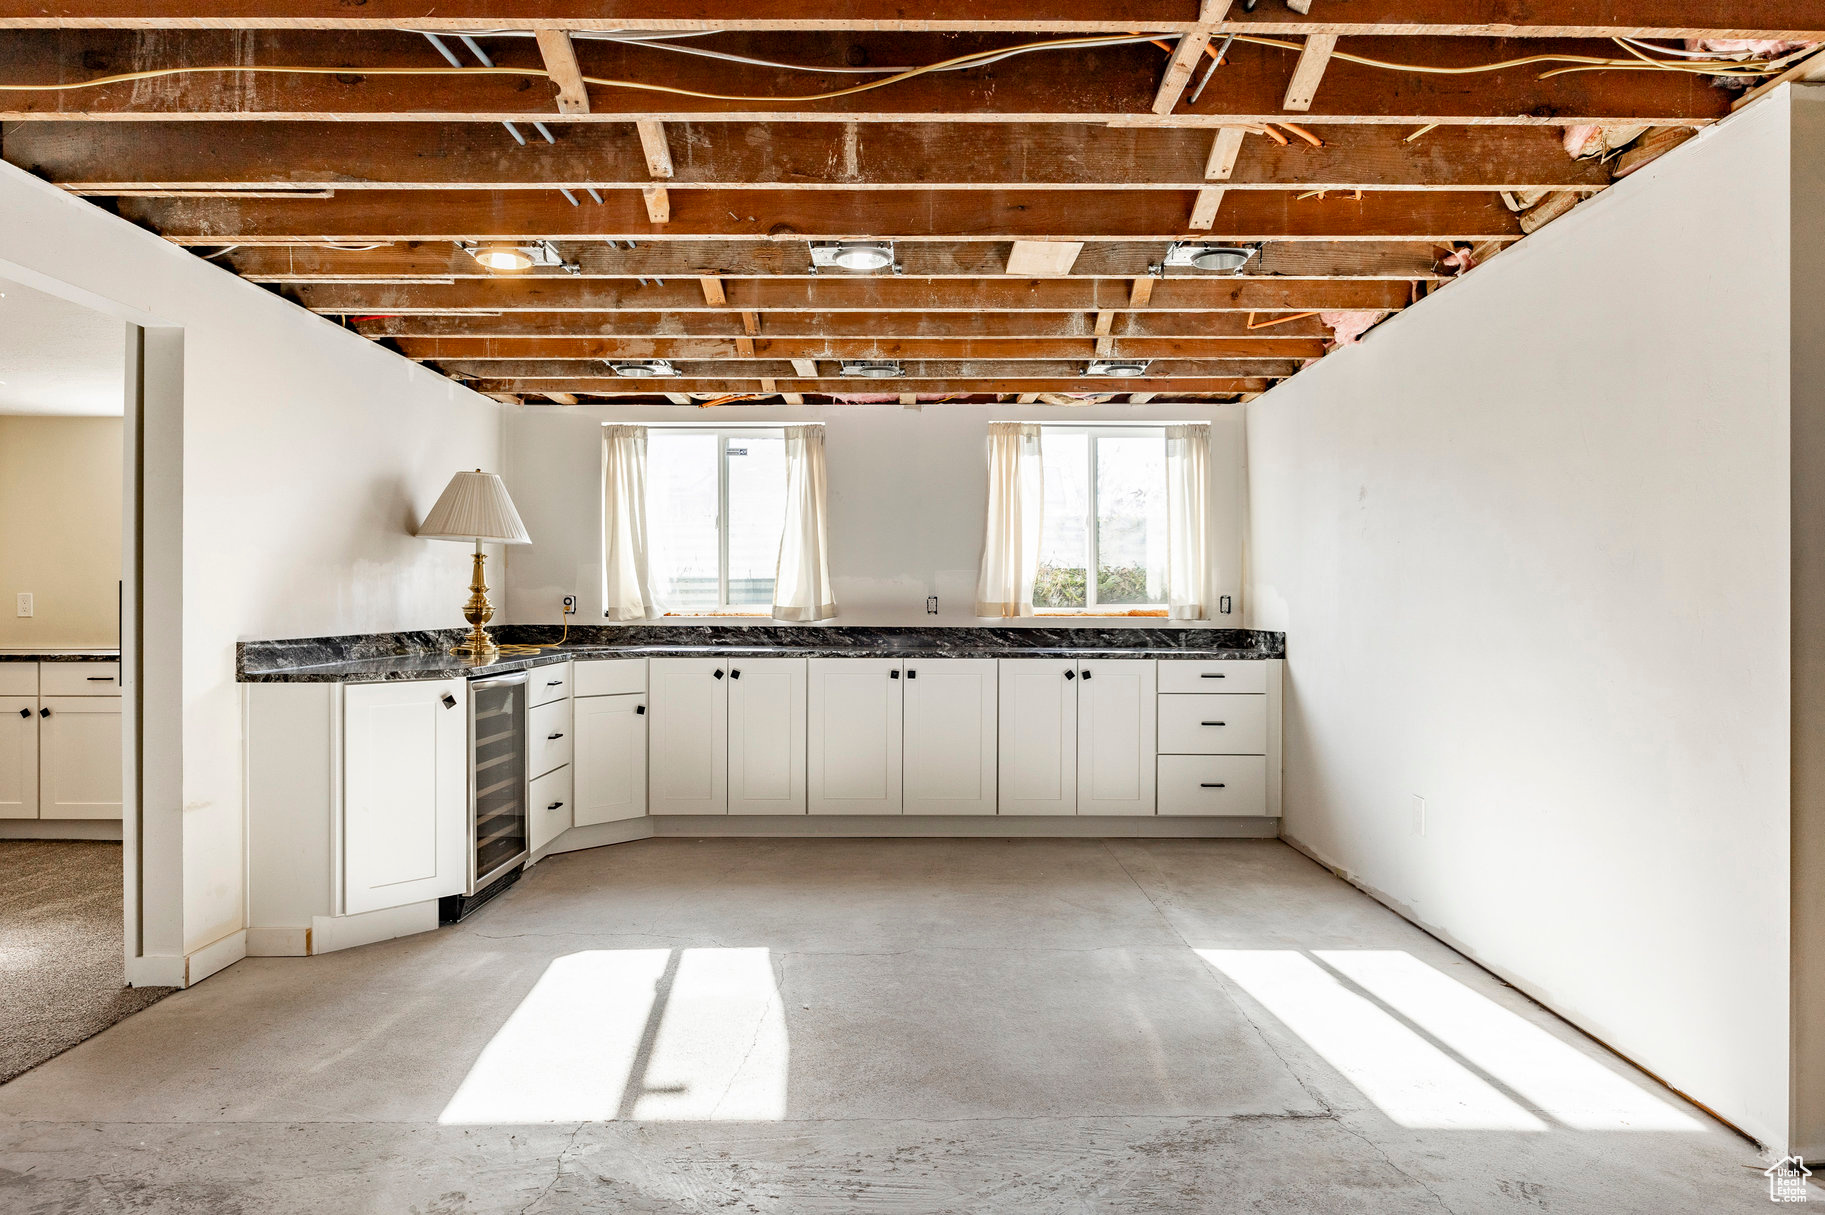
[472,675,529,889]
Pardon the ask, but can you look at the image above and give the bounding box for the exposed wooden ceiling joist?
[390,336,1331,360]
[7,121,1615,193]
[462,376,1274,394]
[289,276,1410,314]
[0,32,1735,125]
[114,188,1524,243]
[1,2,1818,38]
[349,310,1339,339]
[437,357,1302,379]
[202,239,1472,282]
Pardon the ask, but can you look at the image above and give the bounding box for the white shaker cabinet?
[998,660,1078,816]
[1076,660,1157,815]
[341,679,469,916]
[728,658,807,815]
[0,696,36,819]
[38,696,124,820]
[902,659,998,816]
[808,658,903,815]
[572,690,648,827]
[648,658,728,815]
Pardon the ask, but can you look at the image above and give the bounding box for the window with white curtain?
[1034,426,1170,613]
[645,429,788,613]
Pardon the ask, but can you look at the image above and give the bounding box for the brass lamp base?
[451,545,499,662]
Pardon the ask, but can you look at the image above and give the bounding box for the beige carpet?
[0,841,173,1083]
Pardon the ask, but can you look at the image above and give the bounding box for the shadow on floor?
[0,840,172,1083]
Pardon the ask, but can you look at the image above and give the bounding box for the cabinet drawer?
[0,664,36,696]
[1157,660,1267,695]
[530,661,572,708]
[529,698,573,778]
[1158,755,1268,816]
[575,658,646,698]
[40,662,120,697]
[529,764,573,853]
[1158,693,1267,754]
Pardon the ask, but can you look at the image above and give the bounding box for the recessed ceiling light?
[461,240,571,273]
[839,360,904,379]
[605,359,678,378]
[1163,242,1258,274]
[810,241,899,273]
[1086,359,1151,377]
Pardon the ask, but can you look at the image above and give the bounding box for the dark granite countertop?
[238,625,1285,684]
[0,649,120,662]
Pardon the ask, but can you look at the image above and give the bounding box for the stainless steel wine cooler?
[441,671,530,922]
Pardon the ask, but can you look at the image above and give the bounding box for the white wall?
[0,162,504,960]
[504,400,1246,628]
[1247,95,1796,1148]
[0,415,123,648]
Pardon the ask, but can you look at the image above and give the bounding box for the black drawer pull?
[1201,721,1227,727]
[547,801,565,810]
[546,679,563,686]
[635,705,646,715]
[547,732,565,740]
[1200,673,1227,679]
[17,708,28,718]
[86,676,115,682]
[1200,782,1227,789]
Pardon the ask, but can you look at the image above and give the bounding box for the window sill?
[1034,609,1170,618]
[662,611,773,618]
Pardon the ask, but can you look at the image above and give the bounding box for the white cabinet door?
[573,693,648,826]
[342,679,467,916]
[903,659,997,816]
[728,658,807,815]
[997,660,1077,815]
[648,658,728,815]
[38,696,123,820]
[808,659,903,815]
[0,697,36,819]
[1077,659,1157,815]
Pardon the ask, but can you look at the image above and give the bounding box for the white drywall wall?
[1246,96,1795,1147]
[501,400,1247,628]
[0,161,504,958]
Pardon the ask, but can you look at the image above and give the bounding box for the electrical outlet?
[562,595,577,616]
[926,596,939,615]
[1412,794,1428,837]
[14,593,30,618]
[1219,594,1233,615]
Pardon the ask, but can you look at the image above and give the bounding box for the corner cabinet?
[247,677,469,955]
[571,662,648,829]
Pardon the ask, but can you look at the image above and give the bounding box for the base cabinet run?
[0,661,124,824]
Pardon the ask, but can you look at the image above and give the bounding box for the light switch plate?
[14,592,30,618]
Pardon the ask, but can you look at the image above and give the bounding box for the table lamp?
[417,470,532,661]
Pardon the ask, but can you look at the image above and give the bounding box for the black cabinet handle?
[906,669,917,679]
[1200,672,1227,679]
[889,669,900,679]
[635,704,646,715]
[547,732,565,740]
[713,669,725,679]
[1201,721,1227,727]
[730,669,741,679]
[546,679,563,686]
[17,708,28,718]
[1064,669,1075,680]
[547,801,565,810]
[1200,782,1227,789]
[39,707,50,717]
[441,693,457,709]
[1081,670,1093,680]
[86,676,114,682]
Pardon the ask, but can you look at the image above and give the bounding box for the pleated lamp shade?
[417,470,532,544]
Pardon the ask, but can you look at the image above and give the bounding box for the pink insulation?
[1321,311,1381,346]
[1685,38,1811,57]
[1562,124,1603,158]
[1438,246,1477,276]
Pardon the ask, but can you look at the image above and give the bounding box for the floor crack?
[517,1121,586,1215]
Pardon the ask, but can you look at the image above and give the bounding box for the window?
[646,429,788,613]
[1035,427,1169,612]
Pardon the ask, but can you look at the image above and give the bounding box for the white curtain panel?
[974,422,1045,618]
[601,425,662,621]
[1166,423,1213,620]
[772,425,838,622]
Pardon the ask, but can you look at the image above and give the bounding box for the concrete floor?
[0,838,1780,1213]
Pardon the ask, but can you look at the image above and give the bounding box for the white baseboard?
[310,901,437,955]
[539,817,655,859]
[246,926,310,957]
[649,815,1281,838]
[124,953,185,988]
[184,929,247,986]
[0,819,124,840]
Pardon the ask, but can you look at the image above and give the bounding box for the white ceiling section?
[0,277,126,416]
